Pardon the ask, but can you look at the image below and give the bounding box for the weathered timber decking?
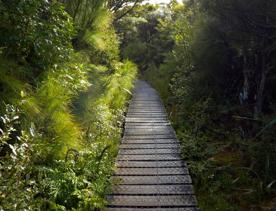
[106,80,199,211]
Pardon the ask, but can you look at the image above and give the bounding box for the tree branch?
[114,0,140,21]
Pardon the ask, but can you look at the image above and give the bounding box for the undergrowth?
[138,2,276,210]
[0,1,137,209]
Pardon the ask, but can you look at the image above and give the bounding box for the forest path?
[106,80,198,210]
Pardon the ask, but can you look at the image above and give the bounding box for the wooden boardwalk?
[107,80,198,211]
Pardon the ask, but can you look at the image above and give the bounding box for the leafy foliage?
[0,0,74,73]
[0,105,39,210]
[0,0,137,209]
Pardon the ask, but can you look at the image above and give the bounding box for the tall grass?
[0,55,137,210]
[0,1,138,208]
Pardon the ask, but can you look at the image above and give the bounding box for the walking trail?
[107,80,199,210]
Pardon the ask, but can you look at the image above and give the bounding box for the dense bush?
[0,0,137,209]
[0,0,74,73]
[166,1,276,210]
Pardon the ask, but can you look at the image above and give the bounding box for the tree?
[108,0,144,21]
[0,0,74,77]
[201,0,276,117]
[62,0,106,30]
[117,4,174,71]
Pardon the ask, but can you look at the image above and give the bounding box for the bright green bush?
[0,105,39,210]
[0,1,137,210]
[83,9,120,64]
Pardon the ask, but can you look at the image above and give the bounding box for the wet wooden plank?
[112,175,193,185]
[116,160,186,168]
[114,167,189,175]
[121,138,179,144]
[107,195,197,207]
[118,148,181,155]
[122,135,177,139]
[117,154,182,161]
[111,184,194,195]
[119,143,180,149]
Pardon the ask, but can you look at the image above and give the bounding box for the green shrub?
[0,1,138,209]
[0,0,74,73]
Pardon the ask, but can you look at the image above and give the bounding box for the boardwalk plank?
[107,208,199,211]
[111,184,194,195]
[117,154,182,161]
[118,148,181,155]
[114,167,189,175]
[107,195,197,207]
[121,140,179,145]
[116,160,186,168]
[119,143,180,149]
[111,175,192,185]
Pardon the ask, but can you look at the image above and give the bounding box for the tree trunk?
[240,51,250,105]
[254,53,267,118]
